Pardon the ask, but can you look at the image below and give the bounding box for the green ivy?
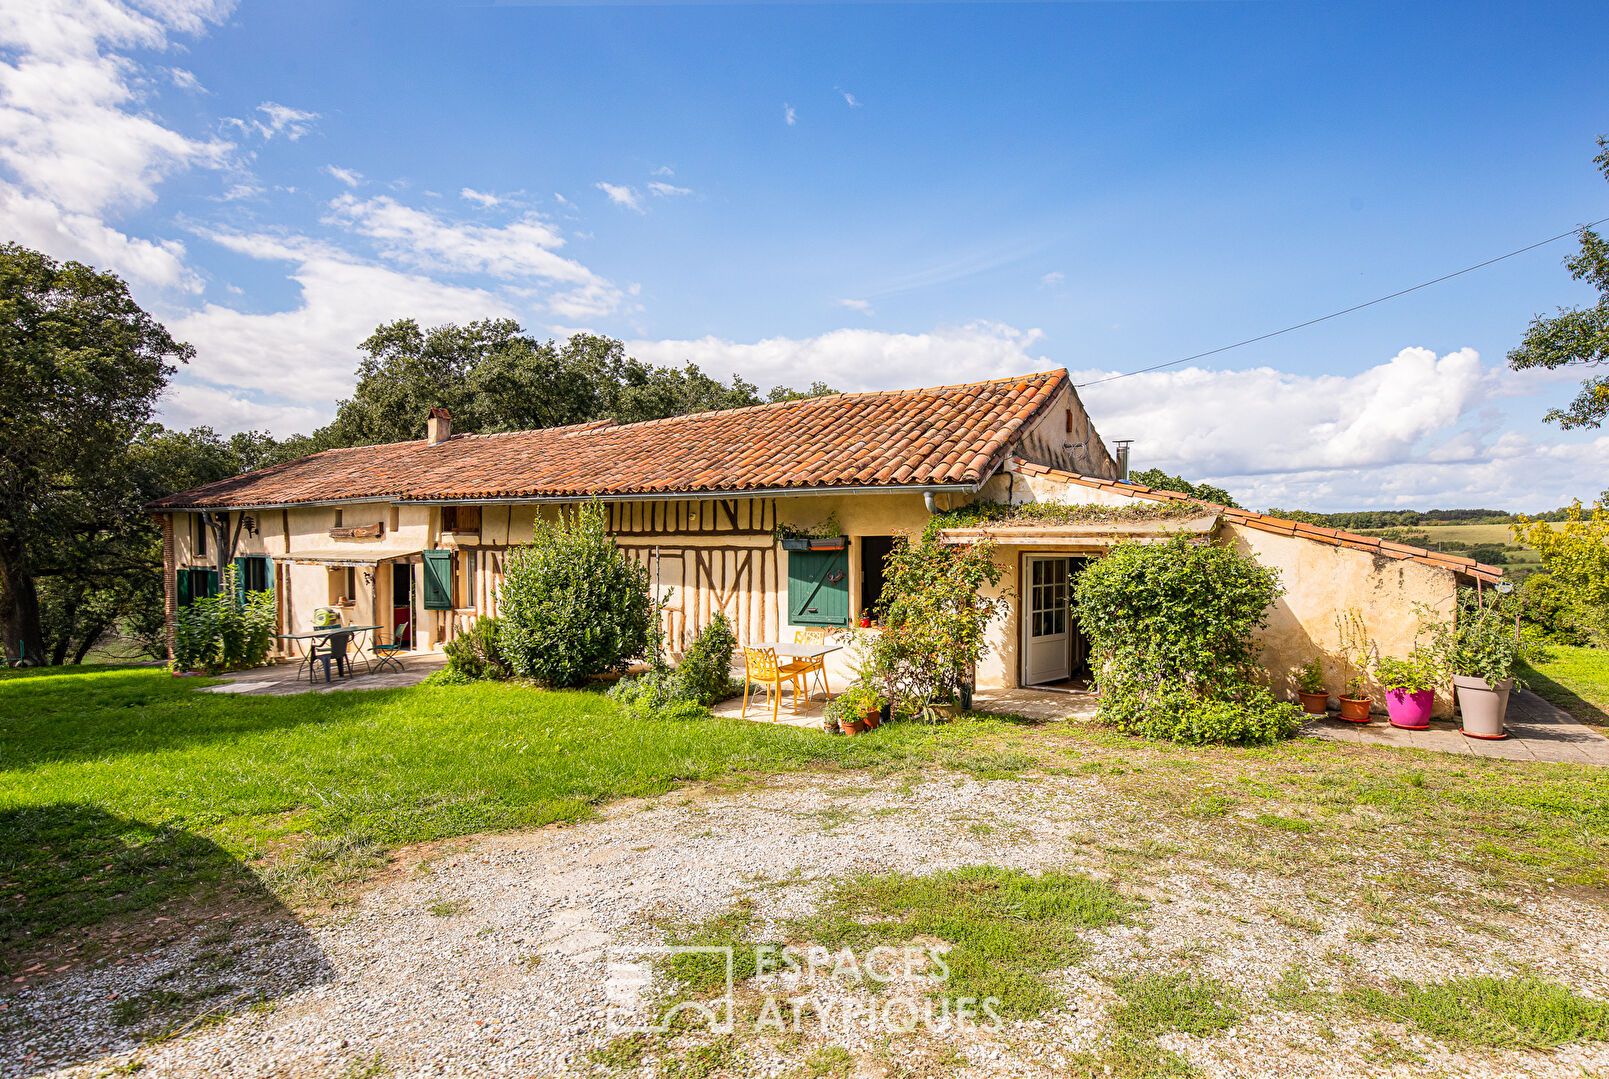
[1073,536,1299,745]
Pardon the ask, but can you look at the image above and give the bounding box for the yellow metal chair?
[792,627,832,703]
[742,647,808,722]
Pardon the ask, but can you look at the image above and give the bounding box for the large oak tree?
[0,244,191,664]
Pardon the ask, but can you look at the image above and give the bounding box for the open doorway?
[391,561,414,648]
[1021,555,1092,690]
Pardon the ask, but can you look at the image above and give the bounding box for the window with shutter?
[787,549,851,627]
[422,550,453,610]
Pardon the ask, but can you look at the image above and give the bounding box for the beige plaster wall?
[979,467,1460,711]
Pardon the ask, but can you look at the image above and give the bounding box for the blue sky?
[3,0,1607,510]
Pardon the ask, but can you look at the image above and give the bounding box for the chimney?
[1113,440,1132,482]
[426,407,452,445]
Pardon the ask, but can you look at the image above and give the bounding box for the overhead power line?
[1075,215,1609,388]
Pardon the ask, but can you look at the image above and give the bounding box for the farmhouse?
[147,369,1501,708]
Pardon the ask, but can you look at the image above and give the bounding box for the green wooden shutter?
[176,568,192,608]
[234,556,249,603]
[787,550,850,627]
[422,550,453,610]
[204,568,220,598]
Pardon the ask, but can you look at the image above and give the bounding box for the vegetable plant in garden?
[498,501,655,686]
[1073,536,1299,745]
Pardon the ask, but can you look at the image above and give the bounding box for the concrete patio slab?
[209,651,446,697]
[1302,687,1609,766]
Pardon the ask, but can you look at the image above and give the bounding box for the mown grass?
[1349,976,1609,1051]
[1520,644,1609,730]
[803,866,1135,1018]
[664,867,1134,1020]
[0,664,1033,964]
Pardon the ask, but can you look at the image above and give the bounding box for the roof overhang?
[937,514,1220,547]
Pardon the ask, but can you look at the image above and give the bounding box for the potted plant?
[1434,597,1538,740]
[1337,678,1373,722]
[1333,608,1375,723]
[1294,658,1329,715]
[825,682,883,736]
[1375,652,1438,730]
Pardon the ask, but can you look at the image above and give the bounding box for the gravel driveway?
[5,768,1608,1078]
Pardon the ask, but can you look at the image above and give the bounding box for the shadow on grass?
[0,665,388,770]
[0,804,331,1073]
[1518,662,1609,730]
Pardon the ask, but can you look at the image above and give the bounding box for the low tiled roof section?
[1009,459,1505,583]
[149,371,1069,510]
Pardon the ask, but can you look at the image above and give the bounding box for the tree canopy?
[1508,136,1609,429]
[309,318,837,448]
[1127,468,1241,508]
[0,244,193,664]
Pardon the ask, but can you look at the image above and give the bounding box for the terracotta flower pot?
[841,716,869,736]
[861,708,881,729]
[1297,691,1329,715]
[1337,696,1372,723]
[1454,675,1513,740]
[1384,687,1434,729]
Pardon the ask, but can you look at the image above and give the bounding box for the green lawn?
[1519,645,1609,730]
[0,664,1024,967]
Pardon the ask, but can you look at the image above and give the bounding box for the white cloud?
[1074,347,1606,510]
[171,233,522,406]
[1040,271,1064,287]
[224,101,317,141]
[647,181,691,197]
[324,164,362,187]
[0,0,236,288]
[628,322,1048,398]
[651,165,674,177]
[594,181,643,212]
[783,103,796,126]
[322,193,621,317]
[167,67,203,92]
[836,298,873,315]
[842,90,861,108]
[158,379,327,435]
[459,186,502,207]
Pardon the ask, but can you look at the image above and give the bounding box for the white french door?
[1023,556,1071,685]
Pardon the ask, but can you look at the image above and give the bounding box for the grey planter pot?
[1453,675,1513,740]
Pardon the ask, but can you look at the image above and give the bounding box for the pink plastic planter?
[1385,687,1434,729]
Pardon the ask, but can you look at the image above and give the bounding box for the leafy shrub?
[1099,686,1300,746]
[497,501,655,686]
[1294,658,1326,694]
[873,533,1008,711]
[1074,536,1294,745]
[609,613,738,715]
[170,565,275,673]
[442,615,510,682]
[672,612,737,705]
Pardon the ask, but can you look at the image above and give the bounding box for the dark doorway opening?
[860,536,896,618]
[391,562,413,647]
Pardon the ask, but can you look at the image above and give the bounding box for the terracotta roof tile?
[150,371,1069,510]
[1005,459,1505,584]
